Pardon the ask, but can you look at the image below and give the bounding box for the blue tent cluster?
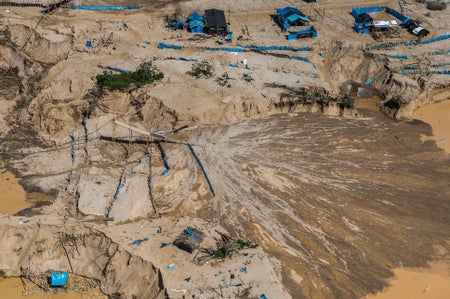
[187,11,204,33]
[276,6,310,31]
[351,6,428,36]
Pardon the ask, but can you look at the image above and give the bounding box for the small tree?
[190,61,214,78]
[96,61,164,91]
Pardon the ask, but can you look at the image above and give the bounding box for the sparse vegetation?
[216,72,232,87]
[96,61,164,91]
[265,83,356,111]
[242,73,255,83]
[426,0,447,10]
[190,61,214,78]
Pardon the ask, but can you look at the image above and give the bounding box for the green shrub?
[96,61,164,91]
[190,61,214,78]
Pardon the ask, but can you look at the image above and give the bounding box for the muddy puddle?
[414,100,450,154]
[0,277,106,299]
[0,169,32,214]
[366,261,450,299]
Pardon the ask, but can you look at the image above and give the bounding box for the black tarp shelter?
[204,9,227,35]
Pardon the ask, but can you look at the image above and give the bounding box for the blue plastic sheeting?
[157,42,183,50]
[385,7,408,22]
[404,34,450,46]
[277,6,300,16]
[187,11,203,21]
[229,63,238,68]
[81,116,88,143]
[86,40,92,47]
[70,5,141,10]
[365,77,373,84]
[398,70,450,75]
[351,6,385,18]
[352,6,414,34]
[387,54,412,59]
[107,66,131,73]
[277,6,309,30]
[178,57,198,62]
[287,26,317,40]
[187,144,215,197]
[189,19,204,28]
[50,272,69,287]
[204,46,246,52]
[114,174,125,199]
[286,14,309,23]
[366,34,450,50]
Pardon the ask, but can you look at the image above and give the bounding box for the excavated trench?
[0,219,167,298]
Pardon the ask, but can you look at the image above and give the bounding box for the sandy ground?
[0,169,31,214]
[414,100,450,154]
[367,261,450,299]
[0,0,449,298]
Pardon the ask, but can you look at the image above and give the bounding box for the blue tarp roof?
[286,14,310,23]
[188,11,203,21]
[277,6,300,16]
[189,20,204,28]
[50,272,69,287]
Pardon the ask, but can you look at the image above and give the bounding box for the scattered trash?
[260,294,268,299]
[86,40,92,47]
[133,237,149,245]
[160,242,172,248]
[19,220,30,225]
[240,267,247,273]
[166,263,175,270]
[156,226,162,234]
[220,283,242,289]
[364,77,373,84]
[184,277,191,282]
[194,231,258,264]
[230,274,235,279]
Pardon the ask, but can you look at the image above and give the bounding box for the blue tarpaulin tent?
[276,6,310,30]
[50,272,69,287]
[187,12,204,33]
[352,6,418,34]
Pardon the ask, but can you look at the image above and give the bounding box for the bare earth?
[0,0,449,298]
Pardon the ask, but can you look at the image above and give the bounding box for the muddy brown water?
[0,277,106,299]
[0,169,32,214]
[195,112,450,299]
[413,100,450,154]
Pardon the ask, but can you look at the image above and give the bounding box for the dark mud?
[194,112,450,299]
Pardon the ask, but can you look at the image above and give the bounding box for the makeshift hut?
[276,6,310,31]
[173,227,204,253]
[204,9,227,35]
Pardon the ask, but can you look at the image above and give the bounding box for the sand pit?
[414,100,450,154]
